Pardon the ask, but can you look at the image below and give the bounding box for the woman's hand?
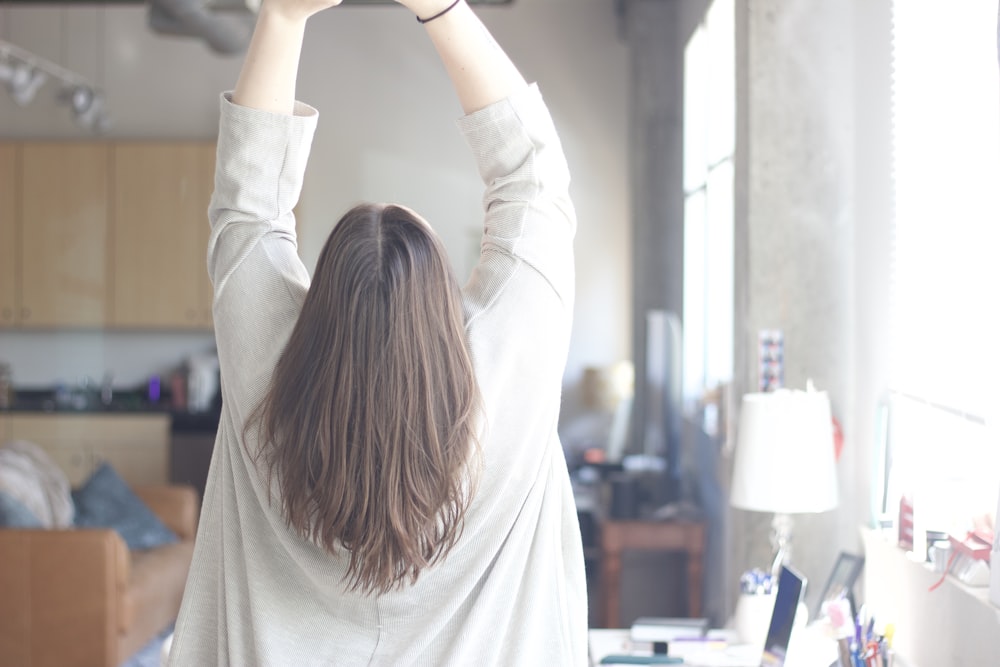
[260,0,343,22]
[232,0,342,112]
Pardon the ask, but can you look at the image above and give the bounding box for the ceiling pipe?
[0,1,513,56]
[0,0,510,4]
[147,0,254,55]
[146,0,511,55]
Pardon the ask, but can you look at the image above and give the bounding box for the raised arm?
[395,0,527,114]
[232,0,343,114]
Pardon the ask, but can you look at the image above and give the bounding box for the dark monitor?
[760,564,807,667]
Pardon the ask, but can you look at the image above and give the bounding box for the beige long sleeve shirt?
[167,83,586,666]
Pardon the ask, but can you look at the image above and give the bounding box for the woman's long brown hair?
[246,203,481,595]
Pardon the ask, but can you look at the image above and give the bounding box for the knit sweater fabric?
[167,83,586,666]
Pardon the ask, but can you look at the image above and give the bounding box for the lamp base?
[770,512,794,577]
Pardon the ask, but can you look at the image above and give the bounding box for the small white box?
[992,487,1000,608]
[990,550,1000,608]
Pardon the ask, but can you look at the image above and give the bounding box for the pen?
[864,640,882,667]
[837,637,853,667]
[883,623,895,648]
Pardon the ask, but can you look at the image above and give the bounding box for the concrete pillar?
[625,0,686,461]
[731,0,860,615]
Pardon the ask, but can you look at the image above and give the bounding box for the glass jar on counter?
[0,362,12,409]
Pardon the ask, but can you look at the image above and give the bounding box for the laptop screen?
[760,565,807,667]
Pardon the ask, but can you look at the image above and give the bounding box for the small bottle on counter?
[0,362,12,409]
[148,375,161,404]
[170,372,187,411]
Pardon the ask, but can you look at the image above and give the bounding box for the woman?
[167,0,586,663]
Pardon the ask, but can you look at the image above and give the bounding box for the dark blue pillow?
[72,463,178,551]
[0,492,44,528]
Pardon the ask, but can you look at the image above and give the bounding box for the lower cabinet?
[8,413,170,487]
[170,430,216,500]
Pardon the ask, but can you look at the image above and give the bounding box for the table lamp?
[730,383,839,576]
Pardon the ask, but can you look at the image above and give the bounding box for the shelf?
[861,527,1000,665]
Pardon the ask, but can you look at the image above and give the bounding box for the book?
[629,617,710,644]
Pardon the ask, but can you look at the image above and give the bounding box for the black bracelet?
[417,0,461,24]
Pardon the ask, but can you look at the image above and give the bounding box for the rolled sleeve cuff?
[213,92,319,224]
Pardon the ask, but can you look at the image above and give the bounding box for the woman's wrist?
[415,0,462,24]
[397,0,462,22]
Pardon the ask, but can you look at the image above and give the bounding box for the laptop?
[681,564,807,667]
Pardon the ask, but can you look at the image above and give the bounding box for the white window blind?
[889,1,1000,532]
[891,1,1000,419]
[682,0,735,410]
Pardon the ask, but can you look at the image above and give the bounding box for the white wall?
[0,0,632,396]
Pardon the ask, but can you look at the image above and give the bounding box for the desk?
[599,519,706,627]
[588,627,738,666]
[588,627,838,666]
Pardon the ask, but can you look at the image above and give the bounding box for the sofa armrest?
[134,485,199,541]
[0,528,128,667]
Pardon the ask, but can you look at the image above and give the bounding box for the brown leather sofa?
[0,484,198,667]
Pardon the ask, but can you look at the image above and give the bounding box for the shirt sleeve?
[458,83,577,328]
[206,92,319,428]
[455,85,577,495]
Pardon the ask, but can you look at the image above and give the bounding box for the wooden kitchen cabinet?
[0,140,216,331]
[19,143,111,328]
[0,144,15,326]
[8,413,170,487]
[112,142,215,329]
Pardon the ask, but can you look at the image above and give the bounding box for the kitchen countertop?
[5,388,170,414]
[2,389,221,433]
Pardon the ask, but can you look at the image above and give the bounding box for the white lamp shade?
[730,388,839,514]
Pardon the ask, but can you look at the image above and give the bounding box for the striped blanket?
[0,439,74,528]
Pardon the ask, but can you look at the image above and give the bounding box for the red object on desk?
[898,496,914,550]
[949,530,992,562]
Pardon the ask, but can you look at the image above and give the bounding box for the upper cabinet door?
[112,142,215,329]
[20,143,110,328]
[0,144,16,326]
[195,142,216,329]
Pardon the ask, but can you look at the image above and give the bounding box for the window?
[683,0,735,422]
[886,1,1000,540]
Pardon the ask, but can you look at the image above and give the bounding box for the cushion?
[0,440,75,528]
[0,491,44,528]
[73,463,178,551]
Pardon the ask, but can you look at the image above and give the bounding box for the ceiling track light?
[0,60,48,106]
[0,38,111,133]
[59,85,110,133]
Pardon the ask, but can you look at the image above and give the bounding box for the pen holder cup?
[732,592,810,647]
[733,592,775,646]
[990,551,1000,609]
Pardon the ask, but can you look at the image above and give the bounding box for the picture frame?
[811,552,865,621]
